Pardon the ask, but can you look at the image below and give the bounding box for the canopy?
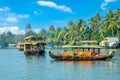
[81,40,97,43]
[62,45,103,49]
[24,36,33,40]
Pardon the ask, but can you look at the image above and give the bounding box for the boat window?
[74,49,78,53]
[80,48,84,52]
[37,37,43,40]
[31,38,36,41]
[67,48,71,52]
[77,48,81,52]
[39,44,45,50]
[91,48,98,53]
[26,44,31,49]
[32,46,38,50]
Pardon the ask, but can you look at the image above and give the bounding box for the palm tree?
[89,13,102,40]
[68,20,78,45]
[115,9,120,37]
[77,19,87,40]
[104,10,115,36]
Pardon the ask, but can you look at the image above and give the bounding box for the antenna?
[25,24,32,37]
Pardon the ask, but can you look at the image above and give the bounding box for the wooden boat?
[24,36,45,55]
[49,45,116,61]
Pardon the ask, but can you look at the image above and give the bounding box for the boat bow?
[107,50,116,60]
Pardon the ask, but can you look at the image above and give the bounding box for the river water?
[0,49,120,80]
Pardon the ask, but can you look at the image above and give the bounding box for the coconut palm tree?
[89,13,102,40]
[114,9,120,37]
[77,19,87,40]
[104,10,115,36]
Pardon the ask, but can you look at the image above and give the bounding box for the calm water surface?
[0,49,120,80]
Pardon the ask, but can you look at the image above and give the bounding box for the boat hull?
[18,48,24,51]
[24,50,45,56]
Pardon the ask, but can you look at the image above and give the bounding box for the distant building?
[8,44,17,48]
[81,40,98,45]
[100,37,119,48]
[99,40,107,47]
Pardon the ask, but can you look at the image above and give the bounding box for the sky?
[0,0,120,34]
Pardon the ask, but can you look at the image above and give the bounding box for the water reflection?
[24,54,45,59]
[24,54,46,80]
[50,60,112,67]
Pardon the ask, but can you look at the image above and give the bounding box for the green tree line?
[41,9,120,46]
[0,9,120,48]
[0,31,25,48]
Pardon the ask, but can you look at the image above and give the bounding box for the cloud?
[0,7,10,12]
[5,14,29,23]
[100,0,116,10]
[105,0,116,3]
[37,1,73,13]
[0,26,25,34]
[34,11,38,14]
[6,16,18,23]
[18,14,29,18]
[0,7,29,23]
[33,29,41,33]
[0,26,41,34]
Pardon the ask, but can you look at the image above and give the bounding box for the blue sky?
[0,0,120,34]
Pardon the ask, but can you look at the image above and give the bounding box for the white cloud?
[105,0,116,3]
[0,26,42,34]
[37,1,73,13]
[0,26,25,34]
[33,29,41,33]
[6,16,18,23]
[18,14,29,18]
[100,3,108,10]
[34,11,38,15]
[0,7,29,24]
[0,7,10,12]
[100,0,116,10]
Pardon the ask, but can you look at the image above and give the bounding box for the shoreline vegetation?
[0,9,120,48]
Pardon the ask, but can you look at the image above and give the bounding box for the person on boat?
[63,49,67,54]
[84,48,92,57]
[76,48,83,56]
[97,48,101,55]
[92,48,97,56]
[63,49,68,59]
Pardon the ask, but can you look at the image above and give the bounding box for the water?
[0,49,120,80]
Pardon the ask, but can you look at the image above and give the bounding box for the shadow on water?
[24,54,45,60]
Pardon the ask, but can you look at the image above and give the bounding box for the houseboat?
[49,45,116,61]
[24,35,45,55]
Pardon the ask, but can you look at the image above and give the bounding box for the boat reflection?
[50,60,76,64]
[50,60,113,67]
[24,54,45,59]
[50,60,94,66]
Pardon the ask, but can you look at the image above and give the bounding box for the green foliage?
[45,9,120,46]
[0,9,120,47]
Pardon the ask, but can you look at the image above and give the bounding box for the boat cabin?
[62,45,103,57]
